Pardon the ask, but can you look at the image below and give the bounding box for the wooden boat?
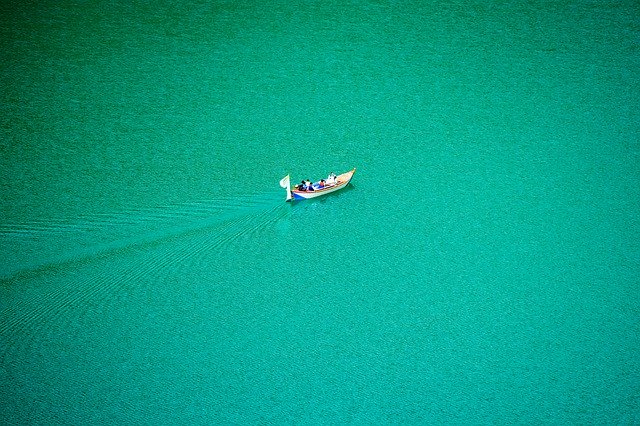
[280,168,356,202]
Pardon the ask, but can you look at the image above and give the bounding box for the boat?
[279,168,356,202]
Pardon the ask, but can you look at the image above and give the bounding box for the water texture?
[2,1,639,423]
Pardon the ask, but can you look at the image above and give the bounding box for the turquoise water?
[2,1,639,423]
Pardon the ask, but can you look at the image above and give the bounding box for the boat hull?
[289,168,355,201]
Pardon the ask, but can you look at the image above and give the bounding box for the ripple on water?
[0,192,289,360]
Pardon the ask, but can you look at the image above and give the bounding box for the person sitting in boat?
[305,179,314,191]
[326,173,337,185]
[318,179,326,189]
[294,180,306,191]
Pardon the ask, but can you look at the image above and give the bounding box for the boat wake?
[0,191,289,360]
[1,193,283,281]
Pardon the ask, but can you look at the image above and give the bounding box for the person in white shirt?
[326,173,337,185]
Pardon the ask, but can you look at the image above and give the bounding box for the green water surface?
[2,1,639,423]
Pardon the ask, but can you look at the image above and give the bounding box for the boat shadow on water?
[287,184,357,208]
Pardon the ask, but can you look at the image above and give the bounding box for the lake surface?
[2,1,639,423]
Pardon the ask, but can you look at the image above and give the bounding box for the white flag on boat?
[279,175,290,189]
[280,174,292,201]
